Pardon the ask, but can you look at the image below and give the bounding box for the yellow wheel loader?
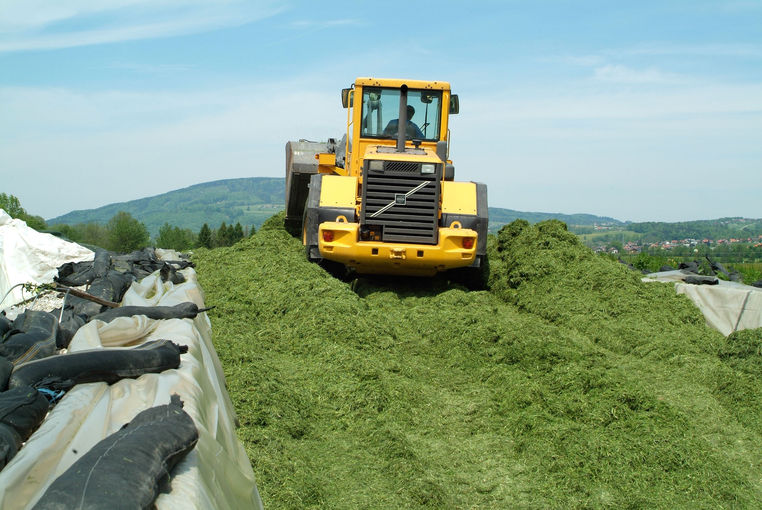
[285,77,488,284]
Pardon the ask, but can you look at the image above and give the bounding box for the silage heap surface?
[193,214,762,509]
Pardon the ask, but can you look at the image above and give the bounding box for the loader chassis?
[285,77,488,277]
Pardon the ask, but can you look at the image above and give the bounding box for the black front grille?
[361,162,439,244]
[384,161,419,174]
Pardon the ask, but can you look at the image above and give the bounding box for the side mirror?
[450,94,459,115]
[341,88,353,108]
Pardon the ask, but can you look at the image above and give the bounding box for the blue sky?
[1,0,760,222]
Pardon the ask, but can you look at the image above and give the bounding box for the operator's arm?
[382,119,399,137]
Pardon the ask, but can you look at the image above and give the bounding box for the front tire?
[305,242,348,280]
[448,255,489,290]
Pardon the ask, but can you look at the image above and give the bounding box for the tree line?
[55,214,254,252]
[627,218,762,243]
[1,193,253,253]
[0,193,47,231]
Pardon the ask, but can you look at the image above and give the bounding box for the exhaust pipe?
[396,85,408,153]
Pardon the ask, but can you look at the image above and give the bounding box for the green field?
[193,213,762,509]
[576,229,643,245]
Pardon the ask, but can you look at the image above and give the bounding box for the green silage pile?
[194,214,762,509]
[489,219,711,356]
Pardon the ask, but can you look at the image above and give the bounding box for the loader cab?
[360,88,442,141]
[342,78,458,176]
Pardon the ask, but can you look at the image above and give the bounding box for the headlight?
[421,163,435,174]
[369,160,384,171]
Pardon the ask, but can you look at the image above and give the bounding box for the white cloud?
[288,19,362,29]
[104,62,195,74]
[2,71,761,223]
[0,0,147,32]
[592,64,685,84]
[0,0,283,52]
[448,79,762,221]
[547,41,762,74]
[560,55,604,67]
[461,81,762,121]
[609,42,762,59]
[0,75,348,217]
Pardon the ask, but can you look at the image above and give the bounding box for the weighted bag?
[55,249,111,287]
[0,316,12,338]
[683,275,719,285]
[49,307,86,349]
[159,262,186,284]
[0,386,49,470]
[0,357,14,391]
[32,394,198,510]
[0,311,58,365]
[90,302,204,324]
[9,340,187,392]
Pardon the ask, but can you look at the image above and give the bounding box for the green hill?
[628,217,762,242]
[47,177,621,236]
[47,177,284,236]
[46,176,759,241]
[488,208,622,233]
[192,213,762,508]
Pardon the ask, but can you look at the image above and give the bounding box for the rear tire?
[285,217,302,237]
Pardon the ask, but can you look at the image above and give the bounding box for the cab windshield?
[360,88,442,141]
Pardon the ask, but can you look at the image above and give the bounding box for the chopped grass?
[194,213,762,509]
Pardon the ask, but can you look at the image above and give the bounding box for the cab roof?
[354,77,451,91]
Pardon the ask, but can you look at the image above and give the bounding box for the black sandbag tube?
[67,269,137,320]
[9,340,188,392]
[89,302,205,324]
[683,275,719,285]
[0,386,50,470]
[49,307,86,349]
[0,316,12,337]
[32,394,198,510]
[0,310,59,365]
[0,357,13,391]
[55,249,111,287]
[159,262,186,284]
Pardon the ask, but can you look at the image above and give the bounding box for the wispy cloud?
[612,42,762,59]
[592,64,685,84]
[288,19,362,29]
[550,42,762,75]
[0,74,345,217]
[464,82,762,121]
[0,0,284,53]
[105,62,195,74]
[720,0,762,12]
[0,0,147,32]
[558,55,606,67]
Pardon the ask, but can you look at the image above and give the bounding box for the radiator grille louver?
[383,161,419,174]
[361,162,440,244]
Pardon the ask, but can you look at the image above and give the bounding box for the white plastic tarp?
[0,269,263,509]
[643,270,762,336]
[0,209,93,308]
